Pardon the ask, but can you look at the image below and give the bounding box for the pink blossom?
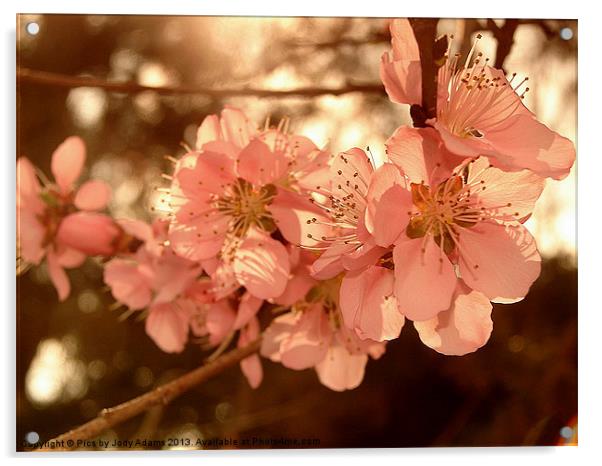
[145,300,196,353]
[57,212,120,256]
[303,148,390,280]
[414,280,493,356]
[189,291,236,346]
[380,19,575,180]
[339,265,405,342]
[104,219,203,352]
[261,278,384,391]
[104,219,264,382]
[238,316,263,389]
[272,245,317,307]
[380,18,422,106]
[17,136,114,300]
[168,107,326,300]
[188,291,264,388]
[298,148,410,342]
[383,127,543,321]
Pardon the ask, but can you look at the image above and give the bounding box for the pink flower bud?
[56,212,120,256]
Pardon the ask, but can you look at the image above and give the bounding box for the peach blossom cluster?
[17,19,575,391]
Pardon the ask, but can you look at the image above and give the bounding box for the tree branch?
[408,18,439,119]
[34,338,261,452]
[283,32,389,49]
[487,19,519,72]
[17,68,385,98]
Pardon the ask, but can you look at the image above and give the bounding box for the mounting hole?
[560,27,573,41]
[25,431,40,445]
[560,426,574,439]
[26,22,40,36]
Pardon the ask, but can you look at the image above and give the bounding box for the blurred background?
[16,15,577,449]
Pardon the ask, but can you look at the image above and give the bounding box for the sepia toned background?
[16,15,577,449]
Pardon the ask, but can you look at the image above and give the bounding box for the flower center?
[304,151,372,249]
[215,178,276,237]
[406,175,476,254]
[405,163,521,258]
[37,187,77,248]
[437,34,530,139]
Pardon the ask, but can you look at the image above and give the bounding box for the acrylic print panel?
[16,15,577,451]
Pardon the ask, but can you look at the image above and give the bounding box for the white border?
[3,1,598,464]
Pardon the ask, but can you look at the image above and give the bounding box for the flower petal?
[204,300,236,345]
[484,113,576,180]
[414,281,493,355]
[151,251,202,305]
[389,18,420,61]
[74,180,112,211]
[331,147,374,188]
[340,266,404,342]
[260,311,299,363]
[46,250,70,301]
[385,126,464,186]
[209,260,240,300]
[237,138,287,185]
[340,241,386,271]
[177,151,236,198]
[280,304,330,370]
[233,292,263,330]
[310,243,353,280]
[458,222,541,301]
[268,188,332,246]
[220,106,256,148]
[379,19,422,105]
[365,163,412,247]
[168,221,225,262]
[233,229,290,299]
[56,246,86,268]
[145,302,191,353]
[196,114,223,149]
[380,55,422,106]
[467,157,546,220]
[17,157,43,213]
[238,317,263,389]
[18,210,45,265]
[104,258,152,310]
[117,218,154,243]
[393,236,457,321]
[433,121,485,158]
[51,136,86,193]
[315,340,368,392]
[274,273,315,307]
[56,212,119,256]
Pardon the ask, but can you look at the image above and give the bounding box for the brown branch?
[34,338,261,452]
[407,18,441,127]
[284,32,389,49]
[408,18,439,120]
[17,67,385,98]
[487,19,519,72]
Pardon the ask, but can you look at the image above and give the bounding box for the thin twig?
[283,32,389,49]
[34,338,261,452]
[17,68,385,98]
